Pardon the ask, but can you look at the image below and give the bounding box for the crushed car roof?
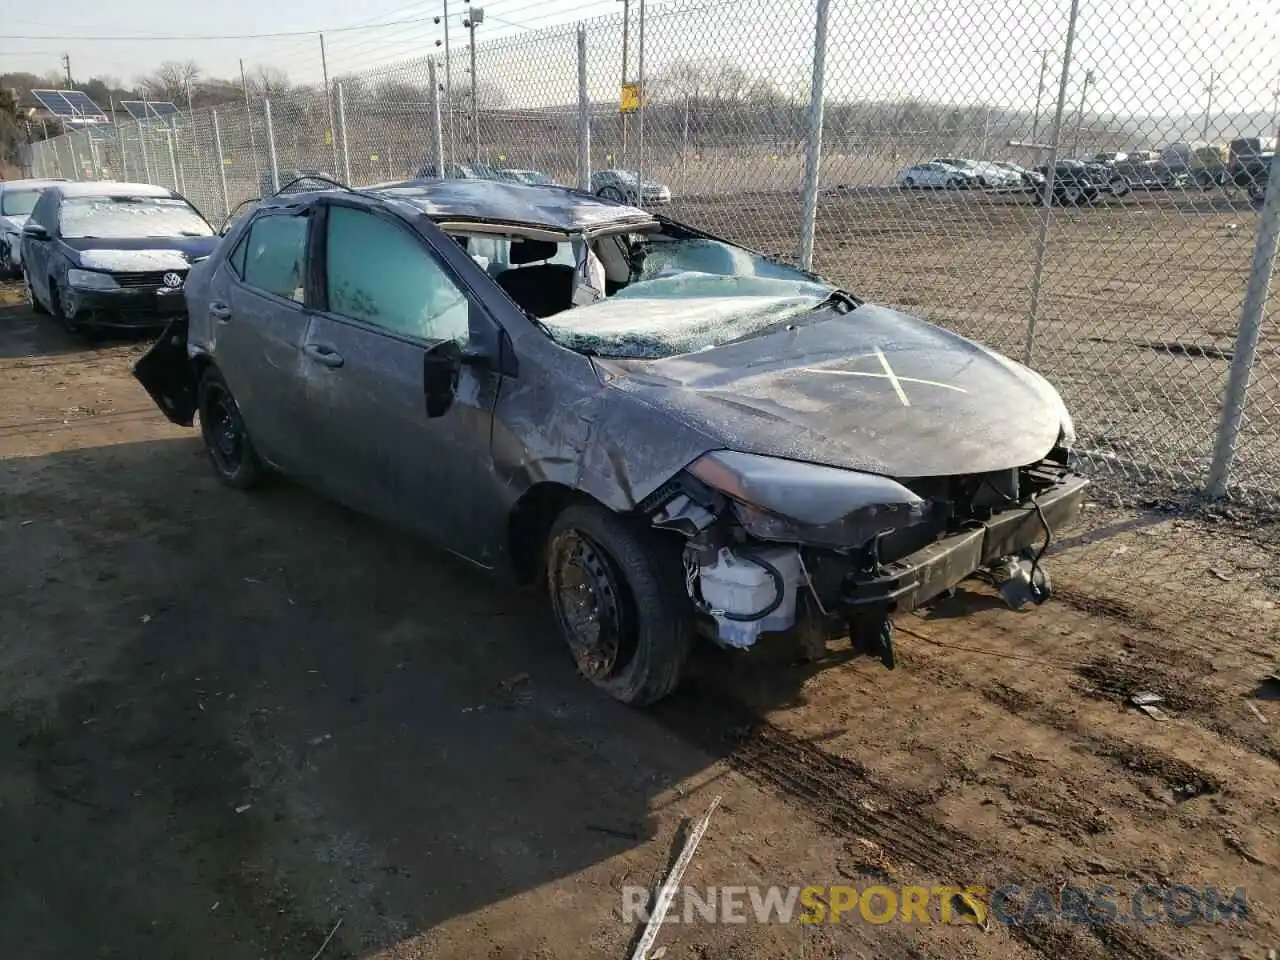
[364,178,657,232]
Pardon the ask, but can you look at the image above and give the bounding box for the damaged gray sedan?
[134,179,1087,705]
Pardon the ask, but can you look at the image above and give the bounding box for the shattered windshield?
[59,196,214,240]
[544,236,836,359]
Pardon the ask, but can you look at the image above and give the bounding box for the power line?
[0,15,434,43]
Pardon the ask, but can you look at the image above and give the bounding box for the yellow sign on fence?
[619,82,642,114]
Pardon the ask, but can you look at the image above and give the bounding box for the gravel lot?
[2,279,1280,960]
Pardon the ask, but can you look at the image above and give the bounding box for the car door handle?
[209,301,232,321]
[303,343,344,368]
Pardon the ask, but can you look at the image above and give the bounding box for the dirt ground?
[2,281,1280,960]
[673,188,1278,501]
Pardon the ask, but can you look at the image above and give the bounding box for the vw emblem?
[162,272,184,288]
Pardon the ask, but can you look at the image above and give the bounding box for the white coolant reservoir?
[698,546,803,649]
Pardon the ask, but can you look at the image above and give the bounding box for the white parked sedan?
[0,178,68,279]
[895,162,978,189]
[931,158,1023,188]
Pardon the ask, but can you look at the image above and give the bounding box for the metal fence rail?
[26,0,1280,506]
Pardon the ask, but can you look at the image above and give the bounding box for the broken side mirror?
[423,339,463,418]
[22,222,48,241]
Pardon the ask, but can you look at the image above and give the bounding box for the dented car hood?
[594,303,1069,479]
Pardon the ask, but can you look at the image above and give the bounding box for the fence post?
[265,99,280,194]
[140,123,154,183]
[797,0,831,270]
[88,135,102,180]
[636,0,646,189]
[338,82,353,186]
[166,123,180,190]
[67,136,81,180]
[428,60,445,178]
[1207,154,1280,498]
[213,109,231,219]
[116,121,128,180]
[577,26,591,191]
[170,118,187,194]
[1024,0,1082,367]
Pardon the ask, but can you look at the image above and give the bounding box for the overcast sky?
[2,0,1277,125]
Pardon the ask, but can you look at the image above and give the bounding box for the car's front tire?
[198,367,264,489]
[598,185,624,203]
[23,270,48,315]
[545,503,691,706]
[48,279,82,333]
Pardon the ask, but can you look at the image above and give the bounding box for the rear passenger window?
[240,214,307,302]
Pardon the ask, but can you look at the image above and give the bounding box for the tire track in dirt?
[659,682,1177,960]
[1043,582,1280,766]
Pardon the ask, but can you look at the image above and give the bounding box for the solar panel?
[31,89,107,121]
[119,100,181,121]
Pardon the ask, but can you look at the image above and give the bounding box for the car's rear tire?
[903,176,916,188]
[198,367,264,490]
[23,270,48,315]
[545,503,691,706]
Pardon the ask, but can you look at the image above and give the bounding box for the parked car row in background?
[894,133,1274,206]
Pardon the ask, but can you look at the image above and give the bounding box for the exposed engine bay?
[640,445,1087,667]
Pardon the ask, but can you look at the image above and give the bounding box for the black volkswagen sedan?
[20,181,217,333]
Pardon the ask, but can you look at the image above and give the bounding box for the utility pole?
[463,7,484,164]
[1202,69,1218,142]
[1071,68,1094,156]
[62,53,72,87]
[319,32,340,174]
[619,0,630,165]
[1030,48,1050,142]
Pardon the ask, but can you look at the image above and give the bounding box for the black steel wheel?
[48,279,80,332]
[546,503,691,705]
[548,529,633,682]
[23,270,48,315]
[198,367,263,489]
[599,185,625,202]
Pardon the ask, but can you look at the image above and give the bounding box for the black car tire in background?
[598,186,625,203]
[22,270,48,315]
[545,503,691,706]
[198,367,264,490]
[48,279,82,334]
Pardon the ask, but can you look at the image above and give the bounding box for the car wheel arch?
[508,481,596,583]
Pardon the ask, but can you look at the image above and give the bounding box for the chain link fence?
[26,0,1280,506]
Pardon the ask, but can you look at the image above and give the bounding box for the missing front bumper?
[839,474,1089,613]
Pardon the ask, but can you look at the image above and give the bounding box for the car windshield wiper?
[815,289,860,313]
